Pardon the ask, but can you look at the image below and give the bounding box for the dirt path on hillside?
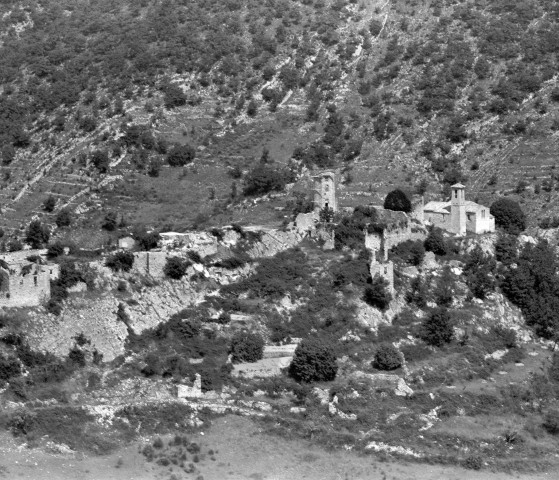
[0,416,556,480]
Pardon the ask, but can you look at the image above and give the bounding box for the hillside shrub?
[332,252,370,288]
[543,409,559,435]
[548,352,559,383]
[26,220,50,249]
[373,344,402,370]
[390,239,425,266]
[0,354,21,383]
[135,230,160,251]
[223,248,309,299]
[495,234,517,265]
[243,164,288,196]
[166,144,195,167]
[229,332,264,363]
[334,205,385,251]
[43,195,56,212]
[289,338,338,383]
[163,257,190,280]
[424,227,447,256]
[501,240,559,338]
[55,208,72,228]
[490,198,526,234]
[106,251,134,272]
[421,308,453,347]
[102,212,118,231]
[162,83,187,109]
[91,150,109,173]
[363,275,392,311]
[463,246,496,299]
[384,189,411,213]
[463,455,483,470]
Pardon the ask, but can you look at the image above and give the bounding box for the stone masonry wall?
[0,264,54,308]
[132,251,170,278]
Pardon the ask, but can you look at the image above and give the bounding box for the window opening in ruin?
[34,276,38,286]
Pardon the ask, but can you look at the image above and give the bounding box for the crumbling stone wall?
[160,232,218,257]
[0,263,57,308]
[132,251,169,278]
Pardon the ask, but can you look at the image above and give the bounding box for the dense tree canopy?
[384,189,412,213]
[289,337,338,383]
[490,198,526,234]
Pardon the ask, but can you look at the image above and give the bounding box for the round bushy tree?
[373,344,402,370]
[421,307,454,347]
[384,189,412,213]
[166,144,195,167]
[490,198,526,235]
[424,227,448,256]
[43,195,57,212]
[55,208,72,228]
[363,275,392,311]
[163,256,190,280]
[289,338,338,383]
[25,220,50,249]
[243,164,286,196]
[229,332,264,363]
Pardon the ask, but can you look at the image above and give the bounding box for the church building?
[423,184,495,236]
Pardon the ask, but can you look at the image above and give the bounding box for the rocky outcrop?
[350,371,414,397]
[246,229,302,258]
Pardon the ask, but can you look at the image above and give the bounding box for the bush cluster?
[229,332,264,363]
[106,251,135,272]
[289,338,338,383]
[373,344,402,370]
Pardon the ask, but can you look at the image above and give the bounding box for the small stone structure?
[424,184,495,236]
[118,236,135,250]
[159,231,218,257]
[313,171,337,212]
[0,250,59,307]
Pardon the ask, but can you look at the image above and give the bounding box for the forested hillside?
[1,0,559,244]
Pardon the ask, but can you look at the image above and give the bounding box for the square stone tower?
[313,171,337,212]
[450,183,466,236]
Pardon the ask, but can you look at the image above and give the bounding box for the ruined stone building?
[363,208,426,294]
[424,184,495,236]
[0,251,60,307]
[313,171,337,212]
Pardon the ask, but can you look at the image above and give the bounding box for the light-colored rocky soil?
[1,416,555,480]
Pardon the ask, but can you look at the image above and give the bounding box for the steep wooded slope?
[0,0,559,244]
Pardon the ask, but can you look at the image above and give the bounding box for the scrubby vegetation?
[289,338,338,383]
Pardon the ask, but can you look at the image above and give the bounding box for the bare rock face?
[246,230,302,258]
[421,251,438,270]
[459,233,497,255]
[351,371,414,397]
[354,295,406,331]
[480,292,531,342]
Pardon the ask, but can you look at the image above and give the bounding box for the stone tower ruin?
[364,228,394,294]
[313,171,337,212]
[450,183,466,236]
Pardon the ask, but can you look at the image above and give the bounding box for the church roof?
[451,183,465,188]
[424,201,450,214]
[424,200,492,216]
